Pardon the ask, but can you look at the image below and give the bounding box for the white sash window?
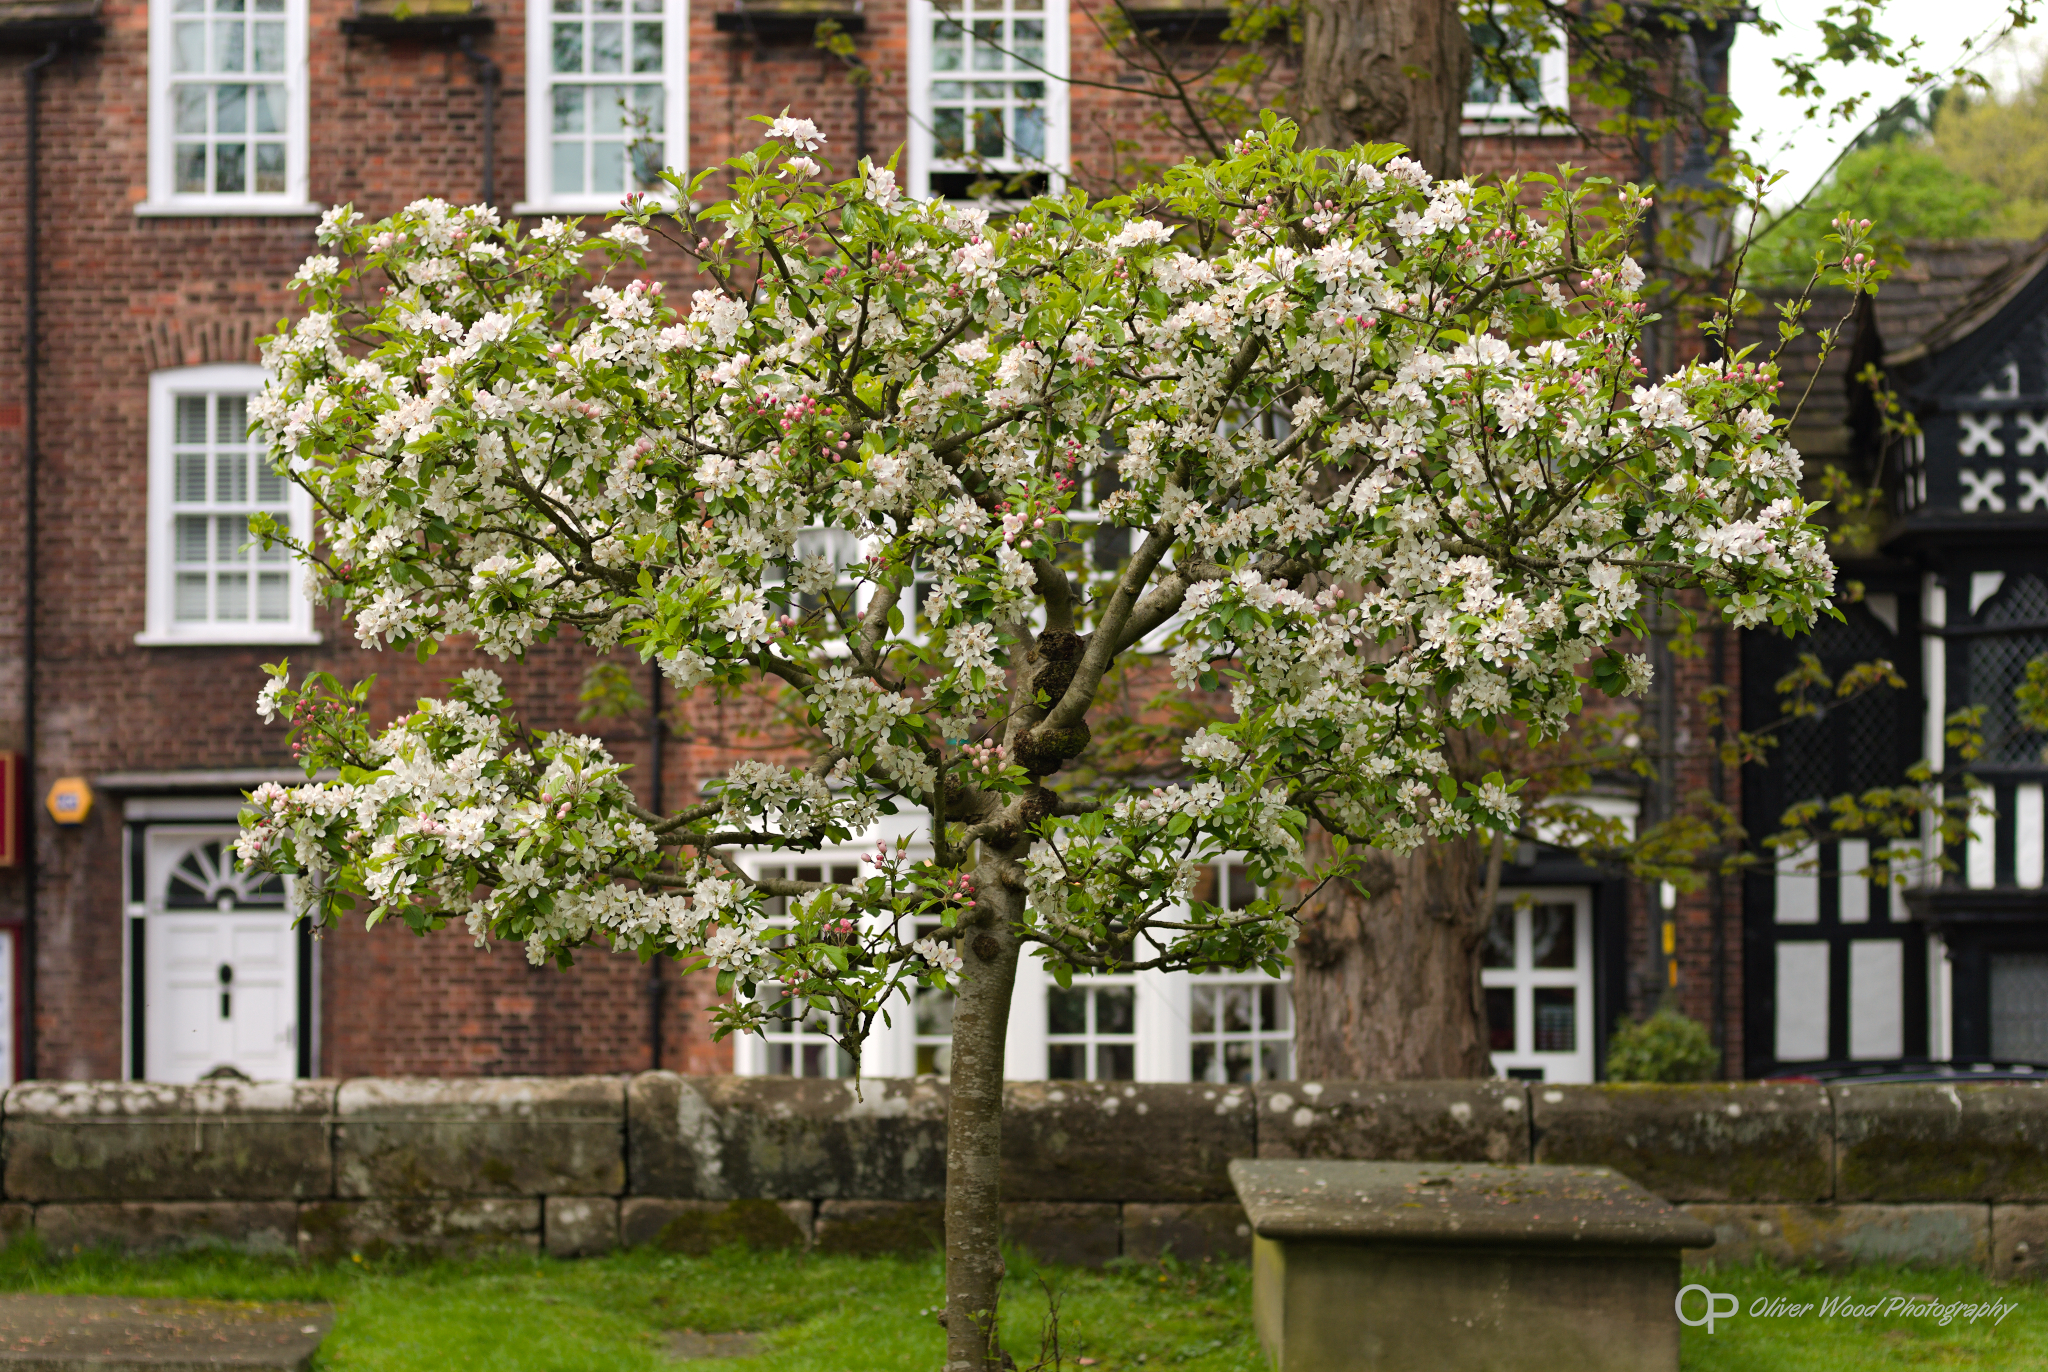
[141,366,318,646]
[522,0,688,213]
[909,0,1068,201]
[144,0,314,214]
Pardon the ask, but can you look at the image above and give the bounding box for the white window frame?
[140,364,320,647]
[1462,20,1569,132]
[141,0,317,217]
[906,0,1069,202]
[1483,887,1595,1083]
[518,0,690,216]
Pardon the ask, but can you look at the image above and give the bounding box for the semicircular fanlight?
[163,839,286,910]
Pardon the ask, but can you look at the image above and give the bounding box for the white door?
[143,829,299,1083]
[1484,888,1597,1084]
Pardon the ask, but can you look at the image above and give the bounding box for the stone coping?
[1230,1160,1717,1249]
[0,1294,332,1369]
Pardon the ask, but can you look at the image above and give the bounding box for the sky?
[1729,0,2037,208]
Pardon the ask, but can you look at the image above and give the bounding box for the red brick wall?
[0,1,1709,1081]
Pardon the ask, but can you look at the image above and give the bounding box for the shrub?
[1605,1009,1721,1082]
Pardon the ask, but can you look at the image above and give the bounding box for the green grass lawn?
[0,1235,2042,1369]
[0,1237,1259,1370]
[1680,1260,2048,1370]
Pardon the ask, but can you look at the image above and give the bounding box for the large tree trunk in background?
[1294,0,1470,176]
[1292,833,1495,1079]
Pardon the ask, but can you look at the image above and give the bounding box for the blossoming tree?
[241,113,1841,1367]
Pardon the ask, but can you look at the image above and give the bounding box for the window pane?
[256,463,285,504]
[1483,904,1515,968]
[173,21,206,72]
[630,137,663,189]
[933,20,962,69]
[1013,17,1043,65]
[256,572,289,620]
[633,0,661,10]
[1095,986,1134,1035]
[215,393,247,444]
[1991,953,2048,1058]
[217,572,249,620]
[215,83,247,134]
[551,142,584,194]
[1486,986,1515,1052]
[972,81,1005,99]
[973,109,1004,159]
[216,513,249,562]
[1047,986,1086,1035]
[1095,1043,1134,1081]
[175,395,209,445]
[252,0,282,10]
[552,84,585,133]
[176,144,208,193]
[253,84,284,134]
[1222,1041,1253,1083]
[632,21,661,71]
[1047,1043,1085,1080]
[176,454,207,504]
[1191,1042,1215,1082]
[1259,1041,1291,1081]
[593,86,625,133]
[915,1043,952,1077]
[632,82,663,131]
[173,0,203,12]
[933,80,963,100]
[174,86,209,134]
[1220,986,1251,1033]
[215,141,247,193]
[592,141,625,194]
[593,0,621,10]
[553,0,580,10]
[251,19,283,72]
[175,573,211,621]
[1189,985,1214,1035]
[216,453,247,503]
[933,108,964,158]
[1531,903,1576,969]
[913,986,954,1037]
[175,515,210,564]
[1014,106,1044,160]
[254,143,285,194]
[215,20,245,72]
[553,22,584,73]
[591,20,623,72]
[972,19,1002,70]
[1534,988,1576,1052]
[1014,80,1044,100]
[214,0,245,12]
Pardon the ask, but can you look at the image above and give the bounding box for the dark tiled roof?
[1744,238,2037,458]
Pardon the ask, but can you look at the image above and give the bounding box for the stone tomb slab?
[1231,1159,1714,1372]
[0,1295,332,1370]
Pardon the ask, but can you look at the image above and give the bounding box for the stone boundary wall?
[4,1074,2047,1277]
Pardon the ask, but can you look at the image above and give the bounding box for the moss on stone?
[652,1199,806,1255]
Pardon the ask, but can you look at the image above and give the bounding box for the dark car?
[1764,1059,2048,1084]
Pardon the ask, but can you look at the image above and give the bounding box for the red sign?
[0,753,18,869]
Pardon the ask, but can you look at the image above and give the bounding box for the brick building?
[0,0,1802,1088]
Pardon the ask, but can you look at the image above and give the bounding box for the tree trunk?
[1291,833,1495,1079]
[1294,0,1469,176]
[942,854,1024,1371]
